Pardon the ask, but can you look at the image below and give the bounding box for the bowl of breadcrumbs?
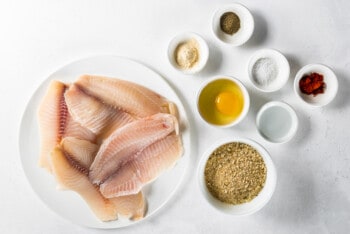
[197,138,277,216]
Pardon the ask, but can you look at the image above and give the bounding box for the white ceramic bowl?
[212,3,254,46]
[167,32,209,74]
[196,76,250,128]
[248,49,290,92]
[197,138,277,216]
[294,64,338,107]
[256,101,298,143]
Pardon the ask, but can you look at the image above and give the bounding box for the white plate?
[18,55,191,229]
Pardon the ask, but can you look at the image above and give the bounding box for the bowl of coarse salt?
[248,49,290,92]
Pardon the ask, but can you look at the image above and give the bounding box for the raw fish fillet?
[100,134,183,198]
[65,84,135,138]
[75,75,176,118]
[52,140,146,221]
[110,191,146,221]
[50,146,118,221]
[61,137,99,171]
[37,80,95,172]
[89,113,178,185]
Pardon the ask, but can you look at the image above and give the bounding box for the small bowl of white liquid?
[256,101,298,143]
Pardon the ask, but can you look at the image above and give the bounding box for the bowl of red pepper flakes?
[294,64,338,107]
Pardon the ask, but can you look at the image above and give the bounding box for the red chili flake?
[299,72,326,96]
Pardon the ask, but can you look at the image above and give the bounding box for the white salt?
[252,58,278,87]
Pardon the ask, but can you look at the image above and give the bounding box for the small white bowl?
[294,64,338,107]
[248,49,290,92]
[256,101,298,143]
[196,76,250,128]
[167,32,209,74]
[212,3,254,46]
[197,138,277,216]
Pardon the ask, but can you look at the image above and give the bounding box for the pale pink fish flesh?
[75,74,175,118]
[109,192,146,221]
[37,80,95,172]
[50,146,118,221]
[65,84,135,137]
[54,141,146,221]
[60,137,99,171]
[100,134,183,198]
[89,113,178,185]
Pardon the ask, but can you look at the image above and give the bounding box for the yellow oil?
[198,79,244,125]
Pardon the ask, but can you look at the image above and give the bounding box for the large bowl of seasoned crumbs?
[197,138,277,216]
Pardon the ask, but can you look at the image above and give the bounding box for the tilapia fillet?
[51,139,146,221]
[50,146,117,221]
[65,84,135,138]
[38,75,183,222]
[100,134,183,198]
[89,113,178,185]
[110,192,146,221]
[37,80,95,172]
[60,137,99,171]
[75,75,177,118]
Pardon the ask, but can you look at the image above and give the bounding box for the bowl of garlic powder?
[197,137,277,216]
[168,32,209,74]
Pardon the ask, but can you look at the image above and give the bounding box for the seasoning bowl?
[167,32,209,74]
[294,64,338,107]
[256,101,298,143]
[248,49,290,92]
[196,76,250,128]
[212,3,254,46]
[197,138,277,216]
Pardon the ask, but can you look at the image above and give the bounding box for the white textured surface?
[1,0,349,233]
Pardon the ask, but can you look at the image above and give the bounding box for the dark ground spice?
[220,12,241,35]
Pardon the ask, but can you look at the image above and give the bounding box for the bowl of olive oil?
[197,76,250,127]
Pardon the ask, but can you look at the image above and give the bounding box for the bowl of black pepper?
[212,4,254,46]
[294,64,338,107]
[197,138,277,216]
